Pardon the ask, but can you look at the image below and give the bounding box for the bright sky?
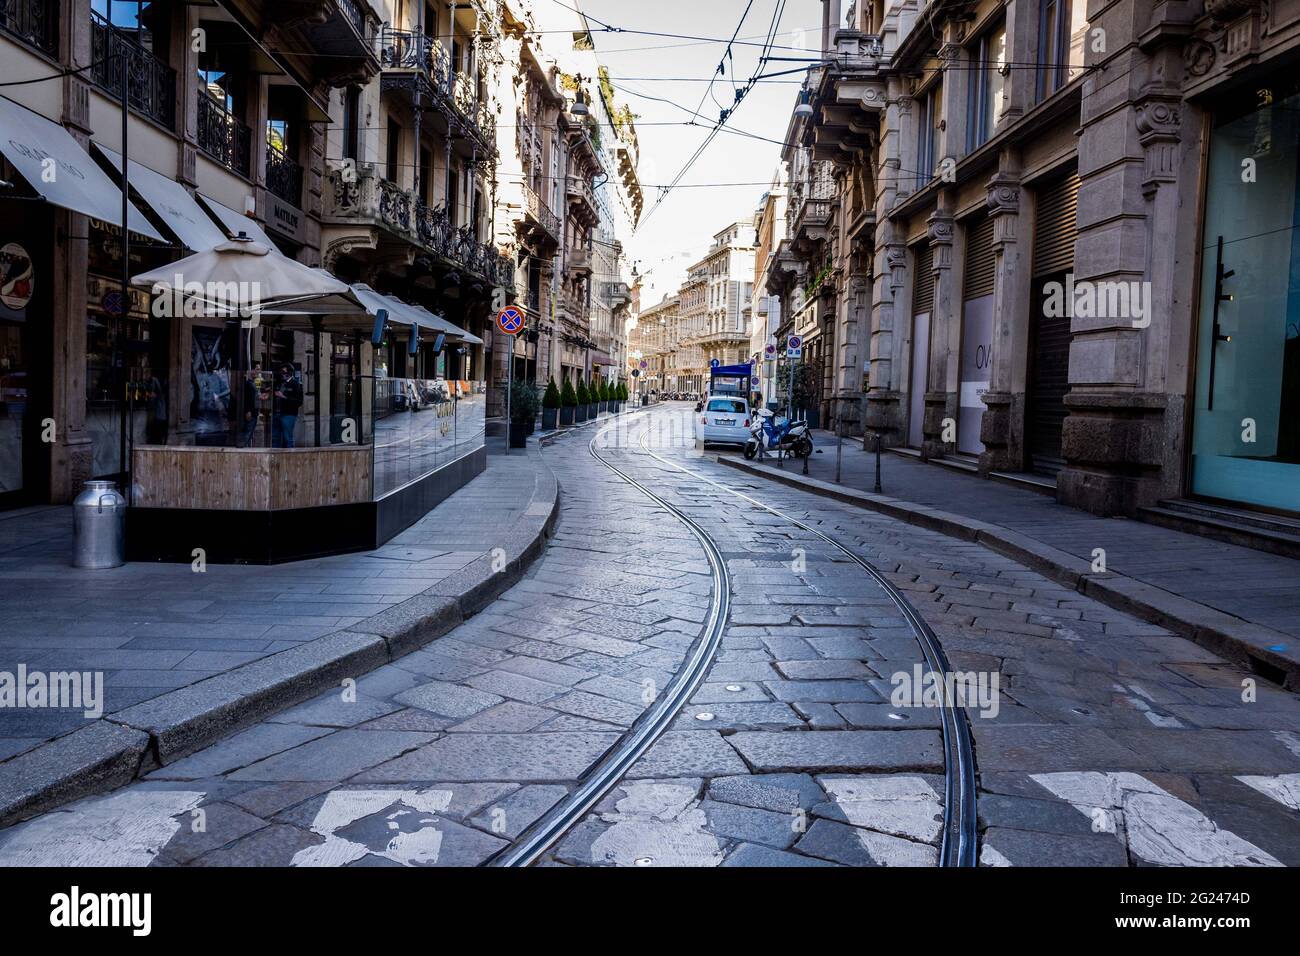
[531,0,825,306]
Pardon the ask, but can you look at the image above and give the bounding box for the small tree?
[561,377,577,407]
[596,378,608,402]
[542,377,560,409]
[620,382,629,401]
[508,379,539,424]
[575,378,588,406]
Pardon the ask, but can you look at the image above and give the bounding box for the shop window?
[967,21,1006,152]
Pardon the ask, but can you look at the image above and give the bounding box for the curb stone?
[718,455,1300,691]
[0,445,561,829]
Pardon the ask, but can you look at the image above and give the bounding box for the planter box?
[542,407,558,430]
[560,406,574,426]
[575,405,588,423]
[509,422,528,448]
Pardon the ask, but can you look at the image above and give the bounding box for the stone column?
[921,201,956,460]
[48,12,95,501]
[1058,10,1194,515]
[978,152,1030,473]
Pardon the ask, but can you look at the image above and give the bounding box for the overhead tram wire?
[638,0,787,229]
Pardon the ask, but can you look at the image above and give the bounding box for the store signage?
[0,243,34,310]
[266,194,306,244]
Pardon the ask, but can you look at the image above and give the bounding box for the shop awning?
[349,284,485,346]
[0,94,164,241]
[591,351,613,366]
[94,144,227,252]
[196,192,278,250]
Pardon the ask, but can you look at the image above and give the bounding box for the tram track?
[492,407,977,867]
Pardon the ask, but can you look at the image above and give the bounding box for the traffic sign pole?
[497,307,525,455]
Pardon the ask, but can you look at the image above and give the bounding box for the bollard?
[873,432,883,494]
[835,421,843,484]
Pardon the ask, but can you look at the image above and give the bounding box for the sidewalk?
[0,437,559,825]
[717,431,1300,686]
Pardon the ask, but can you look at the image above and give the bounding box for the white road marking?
[0,790,204,867]
[1236,773,1300,813]
[979,844,1014,867]
[291,788,454,868]
[589,782,723,867]
[1272,730,1300,760]
[819,775,942,844]
[1031,771,1282,867]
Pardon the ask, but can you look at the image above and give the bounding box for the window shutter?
[913,243,934,314]
[963,213,996,299]
[1033,173,1080,277]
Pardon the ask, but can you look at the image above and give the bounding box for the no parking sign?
[787,334,803,359]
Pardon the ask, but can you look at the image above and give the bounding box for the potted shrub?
[508,379,537,448]
[596,378,608,413]
[560,377,576,427]
[574,378,589,422]
[586,378,597,418]
[618,381,628,411]
[541,377,560,430]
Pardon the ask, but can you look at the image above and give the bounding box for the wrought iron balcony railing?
[196,92,251,178]
[376,27,494,153]
[265,144,303,206]
[90,11,176,128]
[523,184,561,242]
[327,164,513,289]
[0,0,57,56]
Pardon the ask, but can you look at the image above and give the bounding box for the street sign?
[639,360,647,369]
[764,343,776,357]
[631,369,641,378]
[496,306,525,336]
[710,358,720,369]
[787,334,803,359]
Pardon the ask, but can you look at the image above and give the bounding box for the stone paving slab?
[0,439,560,828]
[719,448,1300,688]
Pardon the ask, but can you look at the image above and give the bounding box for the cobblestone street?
[3,406,1297,868]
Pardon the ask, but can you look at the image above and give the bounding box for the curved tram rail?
[492,410,978,867]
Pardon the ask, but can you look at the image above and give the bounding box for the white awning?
[0,94,163,241]
[94,144,227,252]
[408,304,483,345]
[196,193,278,250]
[350,284,485,345]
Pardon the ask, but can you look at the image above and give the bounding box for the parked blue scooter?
[744,409,813,461]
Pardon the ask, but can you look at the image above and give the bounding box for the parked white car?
[697,396,751,446]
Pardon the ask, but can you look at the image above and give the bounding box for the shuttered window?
[1033,173,1080,277]
[913,243,934,314]
[963,213,996,299]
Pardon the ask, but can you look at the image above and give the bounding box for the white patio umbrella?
[131,236,366,319]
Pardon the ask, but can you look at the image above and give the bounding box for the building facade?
[780,0,1300,525]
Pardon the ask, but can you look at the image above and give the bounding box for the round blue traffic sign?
[710,358,720,369]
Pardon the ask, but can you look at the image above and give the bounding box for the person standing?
[273,364,303,448]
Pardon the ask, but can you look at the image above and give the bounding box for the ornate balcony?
[605,281,631,308]
[566,175,599,228]
[90,11,176,129]
[265,145,303,206]
[326,163,513,290]
[565,246,592,278]
[376,27,495,156]
[522,183,561,248]
[1,0,57,56]
[281,0,379,82]
[196,93,251,177]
